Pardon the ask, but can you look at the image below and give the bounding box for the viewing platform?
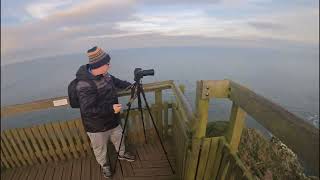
[1,80,318,179]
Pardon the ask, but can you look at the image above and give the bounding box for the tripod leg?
[137,91,147,144]
[140,86,175,174]
[113,100,133,174]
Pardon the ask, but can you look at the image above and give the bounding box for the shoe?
[101,164,112,178]
[118,152,136,162]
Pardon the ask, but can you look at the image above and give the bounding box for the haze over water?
[1,46,319,131]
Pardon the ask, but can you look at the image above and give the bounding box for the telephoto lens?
[134,68,155,81]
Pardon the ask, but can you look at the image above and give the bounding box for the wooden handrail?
[170,82,196,131]
[197,79,319,176]
[228,80,319,175]
[1,80,173,118]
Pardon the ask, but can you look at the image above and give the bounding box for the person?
[75,46,135,178]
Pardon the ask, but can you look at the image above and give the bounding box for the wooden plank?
[216,146,230,180]
[201,80,230,98]
[9,129,33,165]
[136,145,147,161]
[1,96,68,118]
[203,137,219,180]
[9,129,34,166]
[17,128,39,164]
[195,138,211,179]
[155,90,163,139]
[229,80,319,175]
[26,164,39,180]
[171,82,195,126]
[24,128,46,164]
[31,126,53,162]
[184,138,201,180]
[38,124,59,162]
[70,158,82,180]
[61,160,73,180]
[1,132,20,167]
[90,157,101,180]
[74,120,92,156]
[1,80,173,118]
[17,166,33,180]
[0,169,15,180]
[43,165,55,180]
[225,103,246,153]
[194,81,210,138]
[81,157,91,180]
[120,160,134,177]
[67,120,85,157]
[59,121,79,159]
[52,122,72,159]
[0,154,10,169]
[9,167,24,180]
[3,130,27,166]
[225,156,237,180]
[211,137,225,179]
[133,167,173,176]
[180,139,189,180]
[45,123,66,161]
[163,103,169,138]
[140,160,172,168]
[52,162,64,180]
[1,147,12,169]
[34,165,47,180]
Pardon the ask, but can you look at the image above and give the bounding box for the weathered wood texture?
[1,103,173,169]
[2,79,315,178]
[172,106,190,179]
[187,137,252,180]
[1,141,177,180]
[229,80,319,175]
[1,81,173,118]
[194,81,210,138]
[0,119,93,169]
[225,103,246,153]
[199,80,319,176]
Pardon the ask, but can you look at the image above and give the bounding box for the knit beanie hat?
[87,46,110,69]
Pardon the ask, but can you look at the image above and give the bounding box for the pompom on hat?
[87,46,110,69]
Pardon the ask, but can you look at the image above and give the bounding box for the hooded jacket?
[75,64,131,132]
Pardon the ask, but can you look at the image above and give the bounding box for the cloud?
[1,0,319,65]
[248,22,285,31]
[1,0,135,64]
[25,0,74,19]
[109,7,318,43]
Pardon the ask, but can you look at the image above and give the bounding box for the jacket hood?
[76,64,100,80]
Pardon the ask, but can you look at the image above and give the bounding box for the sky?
[1,0,319,65]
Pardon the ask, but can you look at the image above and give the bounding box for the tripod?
[113,79,175,174]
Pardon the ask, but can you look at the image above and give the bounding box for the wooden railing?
[1,81,173,169]
[1,119,92,168]
[170,82,252,179]
[193,80,319,176]
[2,80,316,178]
[0,80,254,179]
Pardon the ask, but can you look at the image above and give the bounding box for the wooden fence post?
[225,102,246,153]
[155,90,163,139]
[194,81,210,138]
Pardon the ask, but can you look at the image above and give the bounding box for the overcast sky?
[1,0,319,65]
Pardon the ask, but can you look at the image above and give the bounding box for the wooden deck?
[0,142,177,180]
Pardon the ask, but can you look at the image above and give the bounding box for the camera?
[134,68,154,81]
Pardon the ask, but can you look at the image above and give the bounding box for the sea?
[1,46,319,135]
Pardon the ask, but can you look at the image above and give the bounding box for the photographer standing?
[75,46,135,178]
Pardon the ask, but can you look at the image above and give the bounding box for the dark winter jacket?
[75,64,131,133]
